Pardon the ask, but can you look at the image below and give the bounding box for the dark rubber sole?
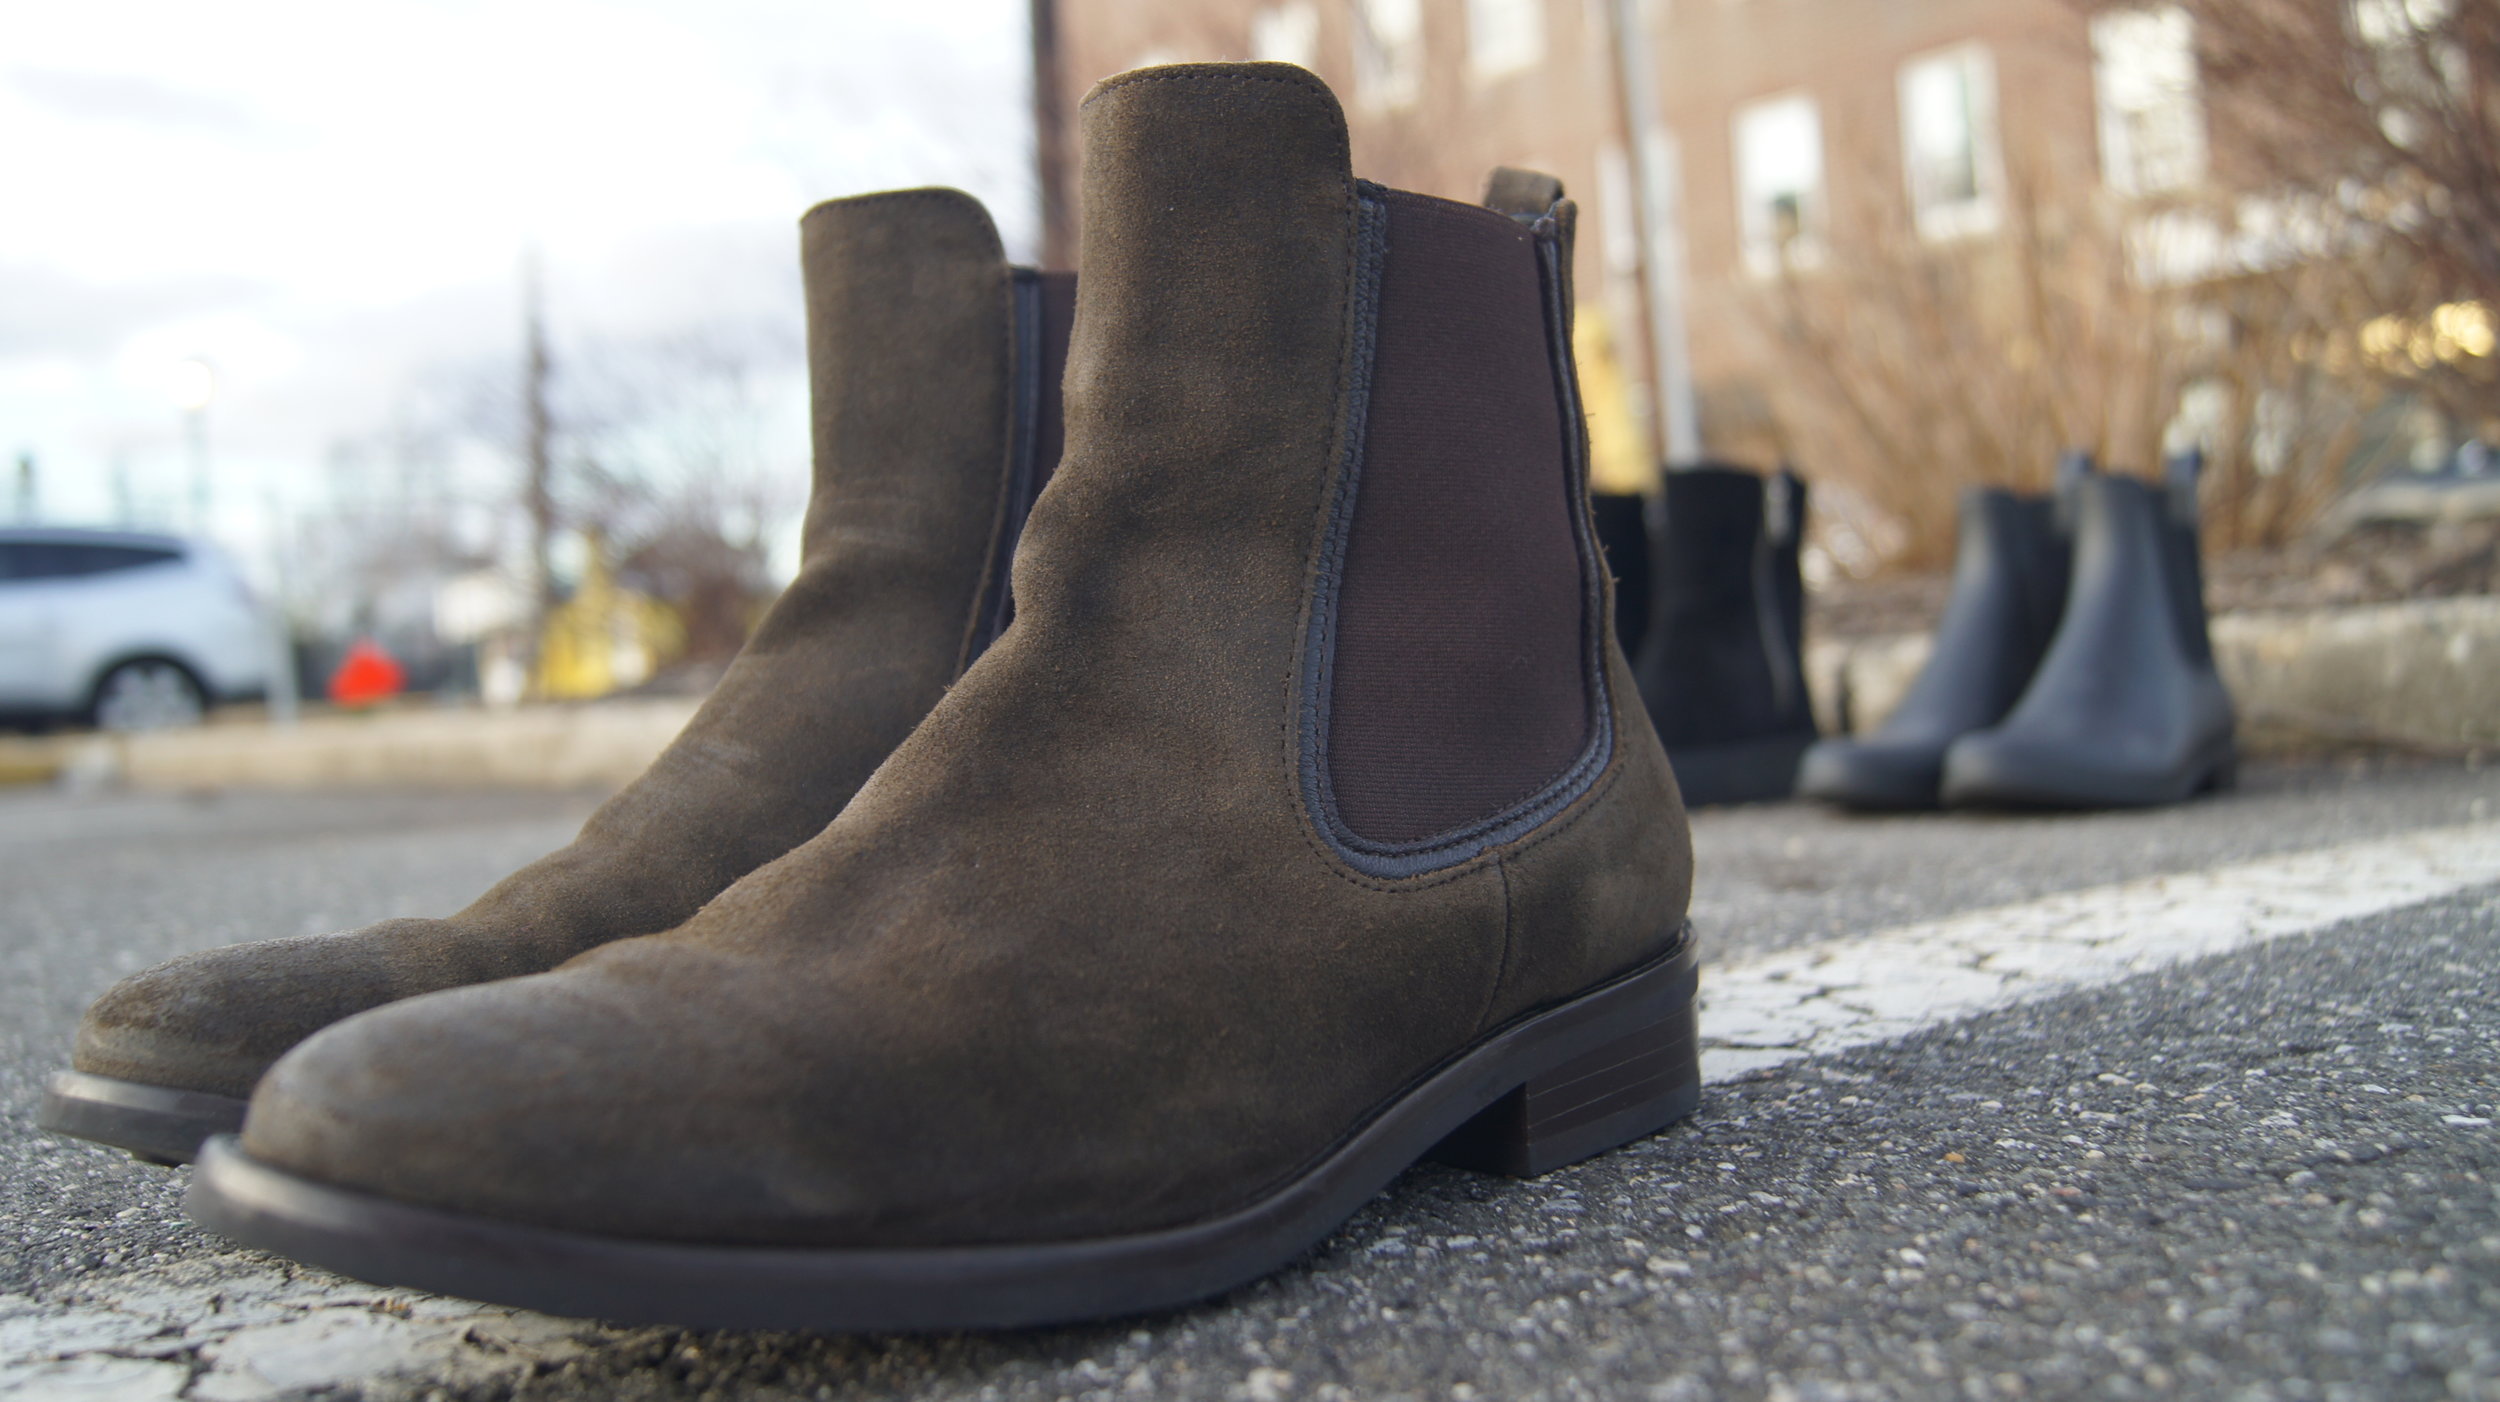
[1666,732,1815,807]
[1794,740,1946,812]
[187,928,1701,1332]
[41,1071,248,1166]
[1940,736,2237,810]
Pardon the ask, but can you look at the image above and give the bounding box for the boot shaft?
[1939,461,2235,807]
[1636,463,1815,747]
[2162,448,2217,668]
[1966,487,2069,638]
[2014,469,2218,722]
[1867,483,2069,745]
[795,191,1073,674]
[1003,64,1639,877]
[1589,492,1651,655]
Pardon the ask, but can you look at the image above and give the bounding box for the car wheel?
[91,660,207,732]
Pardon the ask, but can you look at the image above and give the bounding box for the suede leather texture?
[239,65,1693,1249]
[74,190,1025,1100]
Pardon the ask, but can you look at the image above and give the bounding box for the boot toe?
[1941,731,2159,809]
[1795,737,1945,810]
[1943,727,2236,809]
[238,952,844,1244]
[73,924,430,1100]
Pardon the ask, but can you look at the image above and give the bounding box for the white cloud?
[0,0,1032,549]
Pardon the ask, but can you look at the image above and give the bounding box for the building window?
[2093,7,2207,196]
[1899,44,2002,241]
[1251,3,1321,71]
[1732,93,1826,277]
[1468,0,1545,80]
[2352,0,2454,46]
[1353,0,1425,111]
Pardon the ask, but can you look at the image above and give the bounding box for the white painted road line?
[1698,820,2500,1082]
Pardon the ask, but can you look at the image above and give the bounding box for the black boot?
[1590,491,1651,657]
[1796,460,2083,810]
[1633,464,1817,806]
[1942,453,2235,808]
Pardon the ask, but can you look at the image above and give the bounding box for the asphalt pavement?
[2,759,2495,1401]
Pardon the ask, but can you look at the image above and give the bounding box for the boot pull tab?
[1482,167,1566,224]
[2053,449,2096,534]
[1481,167,1579,353]
[2164,446,2204,528]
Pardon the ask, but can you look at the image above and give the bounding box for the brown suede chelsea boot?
[185,64,1700,1330]
[41,189,1077,1165]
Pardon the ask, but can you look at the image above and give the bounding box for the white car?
[0,528,272,731]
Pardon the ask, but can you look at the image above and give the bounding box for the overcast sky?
[2,0,1033,569]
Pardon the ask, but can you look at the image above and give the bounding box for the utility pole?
[1603,0,1702,466]
[1031,0,1075,269]
[521,251,558,655]
[110,453,135,527]
[261,488,300,727]
[173,358,216,533]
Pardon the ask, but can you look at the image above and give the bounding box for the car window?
[0,543,183,581]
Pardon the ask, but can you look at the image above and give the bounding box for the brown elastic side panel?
[1326,189,1591,845]
[970,270,1083,660]
[1032,272,1079,499]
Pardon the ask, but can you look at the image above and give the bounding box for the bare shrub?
[2145,0,2498,444]
[1735,148,2375,572]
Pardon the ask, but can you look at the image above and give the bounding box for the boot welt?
[41,1071,247,1166]
[186,927,1701,1331]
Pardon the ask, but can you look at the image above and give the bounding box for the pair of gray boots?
[1798,453,2236,810]
[43,63,1705,1332]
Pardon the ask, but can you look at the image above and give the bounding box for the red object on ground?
[327,638,407,708]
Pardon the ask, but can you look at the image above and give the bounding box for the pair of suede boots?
[1799,454,2237,810]
[41,65,1703,1330]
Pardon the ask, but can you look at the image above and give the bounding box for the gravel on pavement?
[1,759,2494,1401]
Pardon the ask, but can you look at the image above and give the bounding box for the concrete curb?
[63,699,701,792]
[0,737,62,788]
[9,596,2489,793]
[1810,595,2500,755]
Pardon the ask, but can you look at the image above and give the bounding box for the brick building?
[1037,0,2213,488]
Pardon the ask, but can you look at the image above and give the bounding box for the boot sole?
[1941,735,2237,810]
[41,1071,248,1166]
[1794,743,1945,812]
[186,926,1700,1331]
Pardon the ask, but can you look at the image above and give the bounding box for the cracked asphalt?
[2,757,2496,1401]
